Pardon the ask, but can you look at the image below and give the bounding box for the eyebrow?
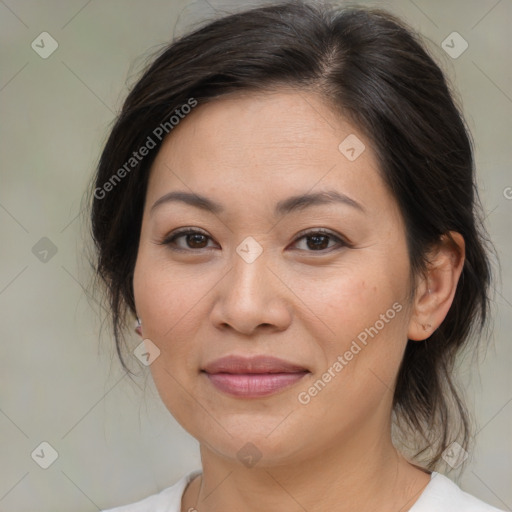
[150,189,365,216]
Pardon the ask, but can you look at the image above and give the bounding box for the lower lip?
[204,372,308,397]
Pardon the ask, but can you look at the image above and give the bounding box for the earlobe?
[407,232,465,341]
[135,317,142,337]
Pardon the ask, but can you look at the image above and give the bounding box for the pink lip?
[203,355,308,374]
[202,355,309,398]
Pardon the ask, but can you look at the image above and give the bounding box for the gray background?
[0,0,511,510]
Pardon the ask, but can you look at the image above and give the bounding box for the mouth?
[201,355,310,398]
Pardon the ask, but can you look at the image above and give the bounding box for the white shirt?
[102,469,506,512]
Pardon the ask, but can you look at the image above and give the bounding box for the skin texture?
[132,89,464,512]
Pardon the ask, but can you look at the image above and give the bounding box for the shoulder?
[101,469,202,512]
[411,472,506,512]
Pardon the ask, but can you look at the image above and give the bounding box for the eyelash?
[158,227,351,253]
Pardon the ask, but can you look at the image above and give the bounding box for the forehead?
[155,89,362,168]
[146,89,394,219]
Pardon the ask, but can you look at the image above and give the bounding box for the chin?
[185,412,312,467]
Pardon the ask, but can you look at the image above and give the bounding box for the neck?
[183,419,431,512]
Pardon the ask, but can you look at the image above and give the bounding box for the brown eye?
[161,228,217,251]
[292,229,348,252]
[306,234,330,250]
[186,233,209,248]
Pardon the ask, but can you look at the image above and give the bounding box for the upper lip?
[202,355,309,374]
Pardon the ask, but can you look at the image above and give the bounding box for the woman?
[91,1,503,510]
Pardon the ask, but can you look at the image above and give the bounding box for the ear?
[135,318,142,337]
[408,232,465,341]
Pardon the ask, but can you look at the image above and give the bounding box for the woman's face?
[133,89,415,466]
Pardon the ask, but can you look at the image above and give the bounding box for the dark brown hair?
[89,0,492,469]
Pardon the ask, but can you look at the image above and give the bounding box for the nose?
[209,247,293,336]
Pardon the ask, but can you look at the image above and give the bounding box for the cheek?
[132,251,231,392]
[296,258,410,390]
[295,275,408,427]
[133,252,211,336]
[132,254,210,432]
[291,256,407,341]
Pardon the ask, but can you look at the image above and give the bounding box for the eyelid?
[289,227,352,251]
[158,226,351,253]
[292,227,347,243]
[158,227,218,250]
